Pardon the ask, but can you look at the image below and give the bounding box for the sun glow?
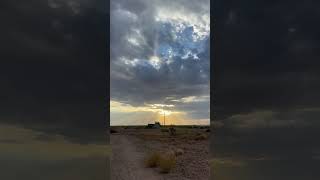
[110,100,209,126]
[159,110,172,116]
[149,56,161,70]
[111,101,177,114]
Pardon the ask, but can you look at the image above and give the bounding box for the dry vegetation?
[194,133,208,141]
[111,125,210,179]
[110,129,118,134]
[145,152,161,168]
[144,151,177,173]
[158,153,176,173]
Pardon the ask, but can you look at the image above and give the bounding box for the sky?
[1,0,107,141]
[110,0,210,126]
[0,0,108,179]
[2,0,319,179]
[213,0,320,179]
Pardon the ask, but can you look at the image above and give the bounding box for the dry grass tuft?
[144,152,161,168]
[174,148,184,156]
[194,133,207,140]
[144,151,177,173]
[158,154,176,173]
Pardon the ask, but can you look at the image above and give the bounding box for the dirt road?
[110,134,163,180]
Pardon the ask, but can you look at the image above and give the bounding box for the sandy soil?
[110,134,163,180]
[110,128,209,180]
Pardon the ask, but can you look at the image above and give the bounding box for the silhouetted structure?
[146,122,161,129]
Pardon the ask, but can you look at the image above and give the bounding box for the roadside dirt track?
[110,134,163,180]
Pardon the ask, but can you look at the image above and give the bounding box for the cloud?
[110,99,209,125]
[226,110,301,129]
[213,2,320,167]
[110,0,210,124]
[0,1,108,179]
[0,0,107,141]
[0,124,109,160]
[213,0,320,127]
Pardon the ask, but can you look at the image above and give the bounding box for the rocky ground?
[110,127,210,180]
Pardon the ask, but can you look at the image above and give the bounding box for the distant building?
[146,121,161,129]
[154,122,161,128]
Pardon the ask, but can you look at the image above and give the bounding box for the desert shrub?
[169,127,176,136]
[110,129,118,134]
[174,148,184,156]
[166,149,175,157]
[158,154,176,173]
[161,128,169,132]
[195,133,207,140]
[145,152,161,168]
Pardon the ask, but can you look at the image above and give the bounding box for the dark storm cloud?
[0,1,108,179]
[110,0,210,111]
[214,0,320,127]
[172,98,210,119]
[0,0,107,140]
[213,3,320,179]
